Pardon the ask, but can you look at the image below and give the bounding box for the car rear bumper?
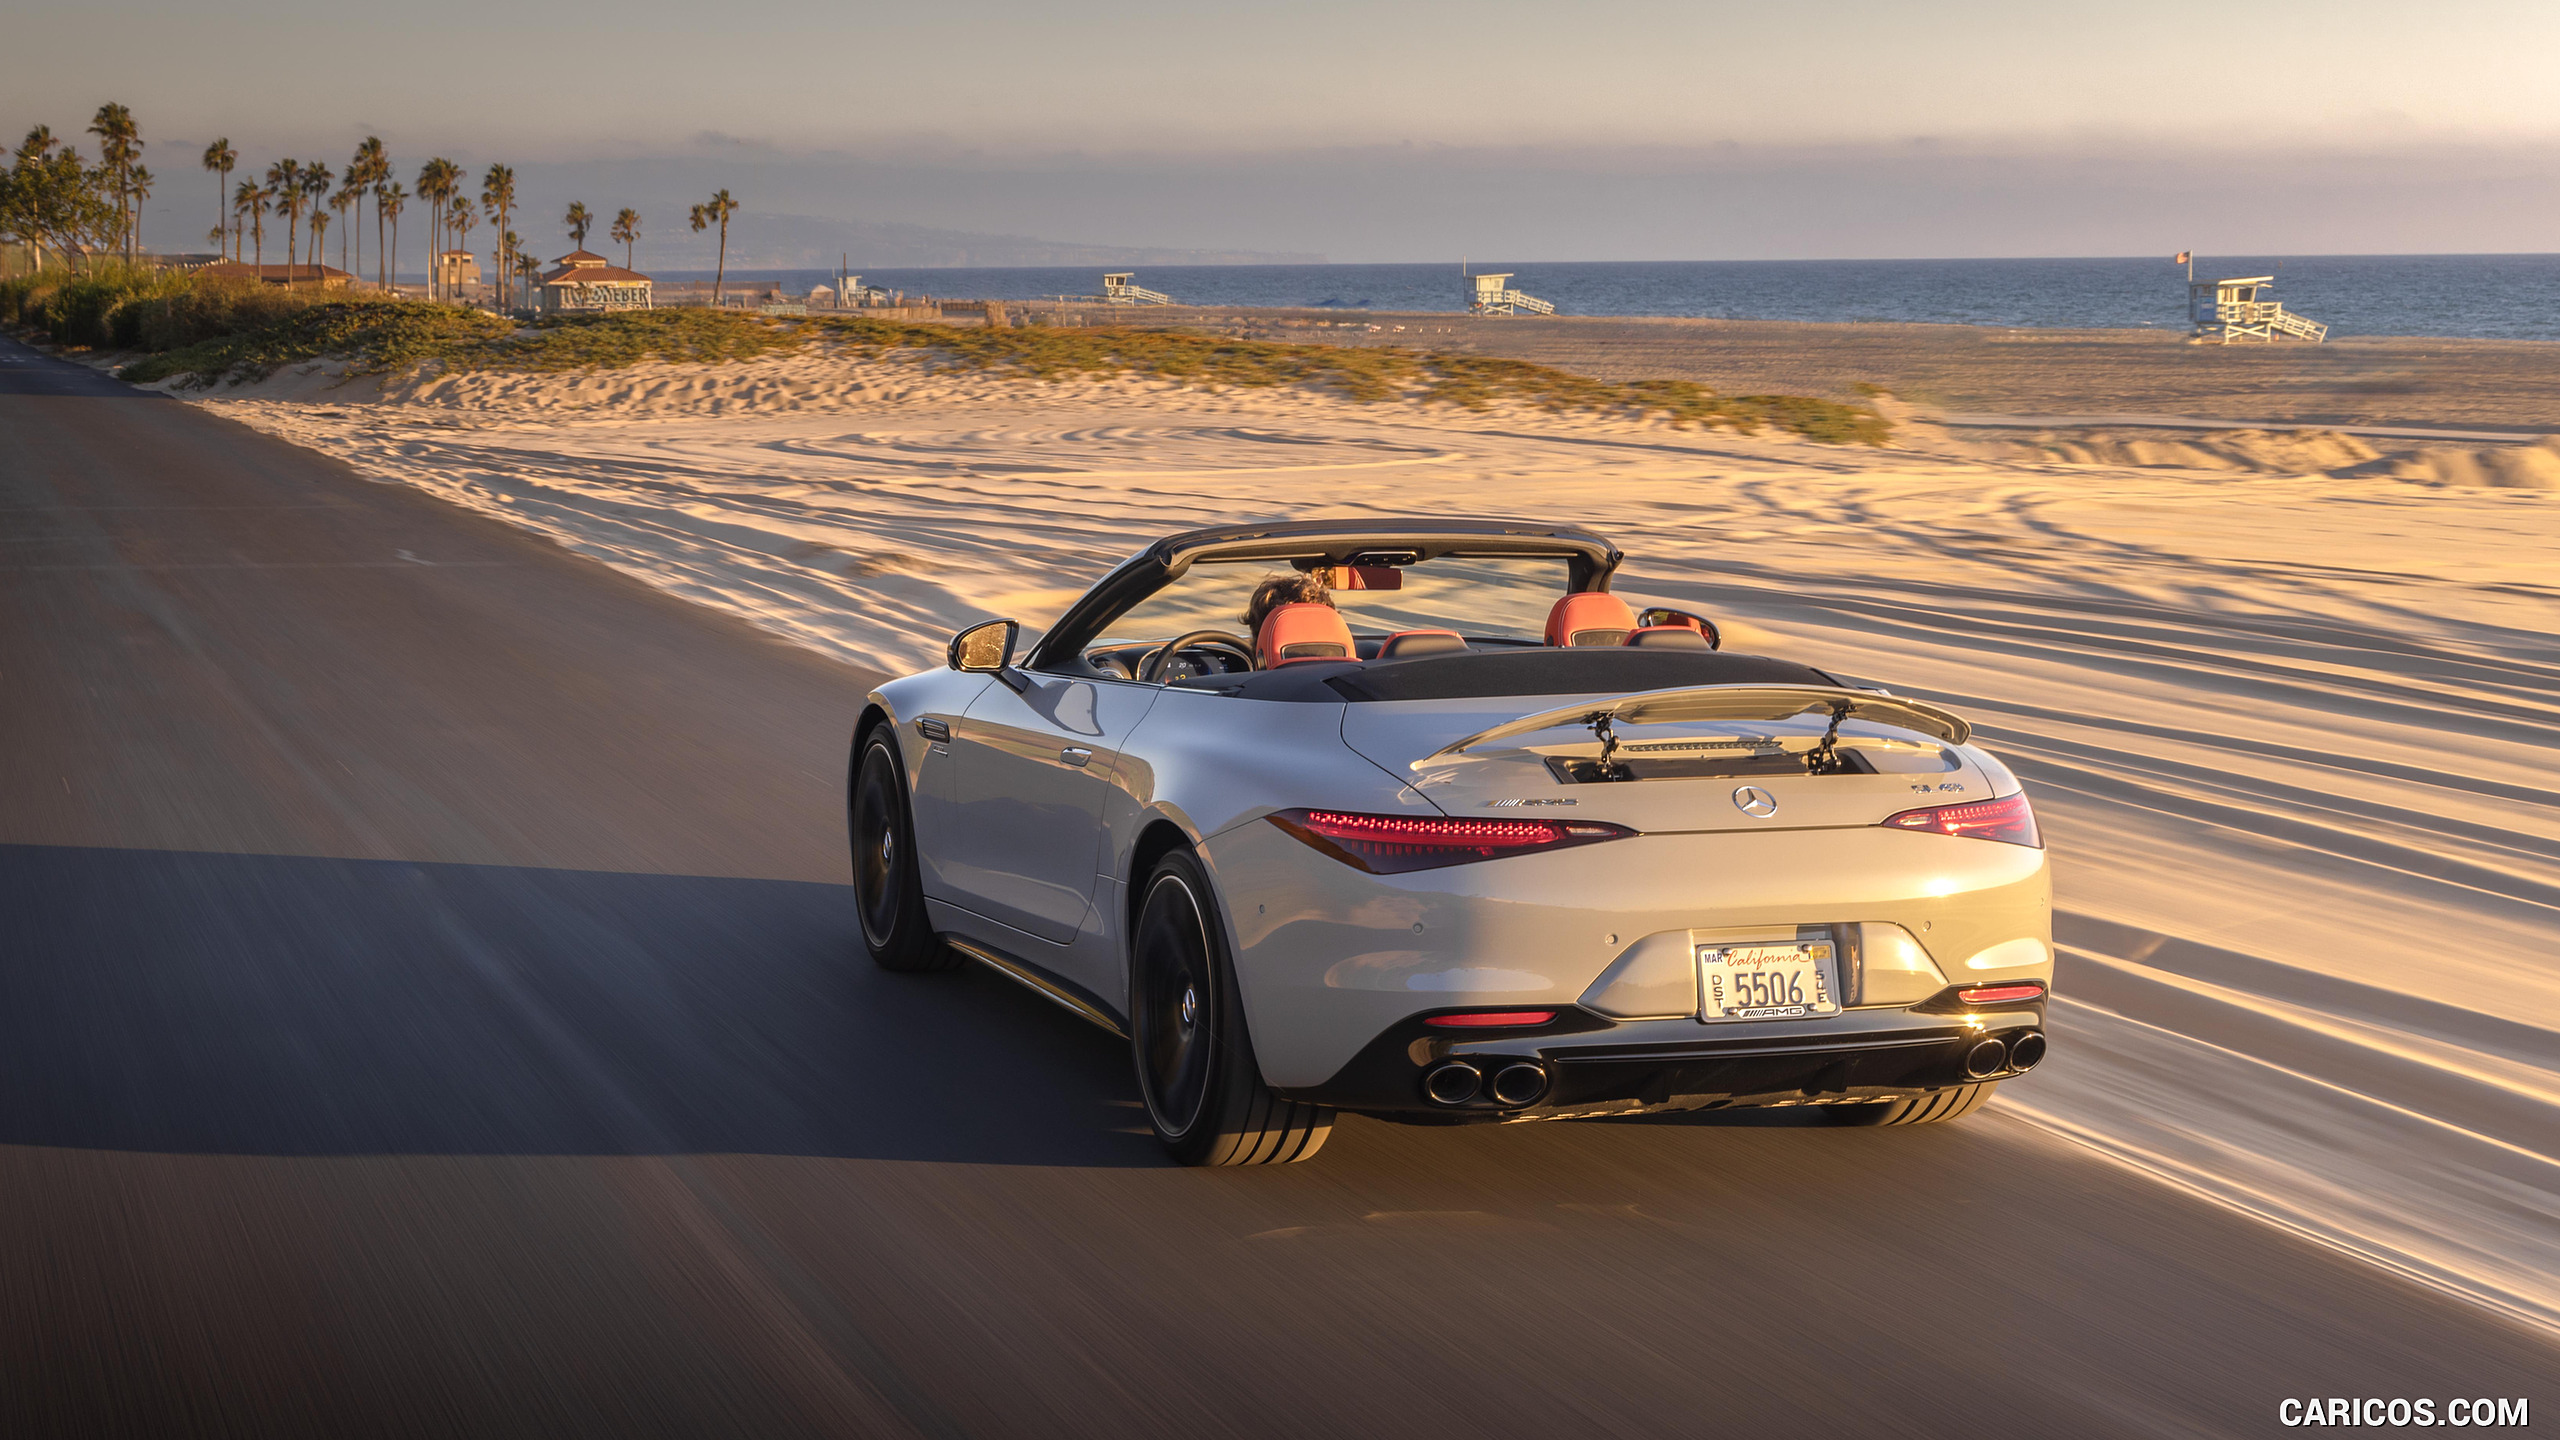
[1200,816,2052,1090]
[1273,1000,2047,1119]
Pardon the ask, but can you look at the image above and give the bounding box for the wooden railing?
[1476,288,1555,315]
[2211,300,2326,344]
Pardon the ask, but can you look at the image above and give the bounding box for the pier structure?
[1101,272,1175,305]
[1466,272,1553,316]
[2189,276,2327,344]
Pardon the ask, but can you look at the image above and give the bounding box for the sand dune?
[189,351,2560,1332]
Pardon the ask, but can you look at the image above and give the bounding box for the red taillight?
[1424,1010,1558,1028]
[1268,808,1635,874]
[1880,793,2041,848]
[1955,982,2046,1005]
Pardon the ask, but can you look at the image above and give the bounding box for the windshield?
[1097,555,1571,648]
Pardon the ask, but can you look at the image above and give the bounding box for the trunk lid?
[1340,685,1996,834]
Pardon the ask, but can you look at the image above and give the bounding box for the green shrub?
[2,261,191,348]
[123,300,800,386]
[124,274,320,352]
[122,298,509,385]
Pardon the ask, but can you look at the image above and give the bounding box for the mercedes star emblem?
[1732,784,1779,818]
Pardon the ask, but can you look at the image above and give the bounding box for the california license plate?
[1697,940,1842,1022]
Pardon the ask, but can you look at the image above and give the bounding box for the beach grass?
[120,302,801,384]
[815,316,1890,442]
[94,281,1884,442]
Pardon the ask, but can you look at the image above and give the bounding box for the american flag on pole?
[2175,251,2191,264]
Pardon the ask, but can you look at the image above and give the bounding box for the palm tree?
[416,158,459,299]
[337,163,363,280]
[201,138,236,259]
[235,178,268,267]
[480,164,515,311]
[353,137,389,287]
[87,103,141,261]
[378,182,406,294]
[449,198,478,303]
[309,205,330,274]
[266,160,305,278]
[127,166,153,259]
[610,207,639,270]
[563,201,592,251]
[498,228,523,310]
[301,164,332,269]
[691,190,737,304]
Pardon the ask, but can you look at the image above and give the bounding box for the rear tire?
[1820,1082,1999,1127]
[1130,851,1332,1166]
[850,727,956,973]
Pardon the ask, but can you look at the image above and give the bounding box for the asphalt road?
[1,333,2549,1438]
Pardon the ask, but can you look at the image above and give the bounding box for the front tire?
[1129,851,1332,1166]
[850,726,955,973]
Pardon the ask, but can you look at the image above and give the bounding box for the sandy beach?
[1138,308,2560,432]
[179,325,2560,1330]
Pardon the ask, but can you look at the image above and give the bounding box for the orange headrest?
[1623,624,1710,649]
[1544,592,1637,647]
[1257,602,1356,668]
[1377,629,1467,660]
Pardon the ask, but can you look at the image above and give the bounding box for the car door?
[941,671,1163,945]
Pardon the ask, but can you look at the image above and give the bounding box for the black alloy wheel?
[1129,850,1333,1165]
[850,728,952,972]
[1132,864,1218,1139]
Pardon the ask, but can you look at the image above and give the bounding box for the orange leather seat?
[1544,593,1637,647]
[1257,602,1358,668]
[1377,629,1466,660]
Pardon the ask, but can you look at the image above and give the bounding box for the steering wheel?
[1139,629,1257,684]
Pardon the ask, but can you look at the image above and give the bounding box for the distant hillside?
[641,211,1323,269]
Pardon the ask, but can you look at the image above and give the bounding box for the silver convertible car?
[848,519,2052,1165]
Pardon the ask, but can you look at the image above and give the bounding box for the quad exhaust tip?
[1963,1036,2010,1080]
[1489,1062,1550,1107]
[2007,1030,2047,1073]
[1423,1062,1482,1105]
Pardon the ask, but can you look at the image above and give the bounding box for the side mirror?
[948,618,1020,673]
[1636,607,1722,650]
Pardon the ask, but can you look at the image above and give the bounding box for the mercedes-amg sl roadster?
[847,519,2052,1164]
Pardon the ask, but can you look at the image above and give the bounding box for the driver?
[1241,571,1334,639]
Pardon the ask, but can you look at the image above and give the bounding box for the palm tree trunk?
[715,218,728,305]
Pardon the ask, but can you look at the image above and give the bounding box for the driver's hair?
[1241,571,1333,635]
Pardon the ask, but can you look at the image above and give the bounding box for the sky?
[15,0,2560,263]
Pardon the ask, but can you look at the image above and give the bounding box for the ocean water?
[660,255,2560,341]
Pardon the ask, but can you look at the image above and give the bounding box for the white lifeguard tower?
[833,273,892,307]
[1466,272,1553,316]
[1102,272,1174,305]
[2189,275,2326,344]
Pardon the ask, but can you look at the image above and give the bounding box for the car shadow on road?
[0,843,1161,1166]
